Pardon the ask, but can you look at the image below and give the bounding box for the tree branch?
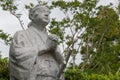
[57,48,72,78]
[10,12,25,30]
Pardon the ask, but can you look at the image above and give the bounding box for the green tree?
[49,0,120,77]
[0,0,120,79]
[0,1,15,80]
[79,3,120,74]
[0,28,11,80]
[0,54,9,80]
[0,30,12,45]
[49,0,99,70]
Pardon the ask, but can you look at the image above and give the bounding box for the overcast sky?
[0,0,119,64]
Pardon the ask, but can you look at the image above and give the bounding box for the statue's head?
[29,5,50,26]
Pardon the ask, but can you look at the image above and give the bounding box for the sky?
[0,0,119,64]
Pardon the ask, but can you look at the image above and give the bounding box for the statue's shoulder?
[13,30,29,42]
[13,30,28,38]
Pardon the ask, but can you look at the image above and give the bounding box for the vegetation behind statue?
[0,0,120,80]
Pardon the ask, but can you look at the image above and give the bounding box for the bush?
[0,55,9,80]
[65,69,120,80]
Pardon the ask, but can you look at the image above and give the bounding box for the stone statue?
[9,5,64,80]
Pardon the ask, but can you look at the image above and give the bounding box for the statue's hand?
[46,34,58,51]
[48,34,58,42]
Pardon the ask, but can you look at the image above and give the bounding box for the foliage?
[49,0,93,69]
[0,0,120,79]
[0,0,17,11]
[49,0,120,79]
[79,4,120,74]
[49,0,120,74]
[65,69,120,80]
[0,30,12,45]
[0,54,9,80]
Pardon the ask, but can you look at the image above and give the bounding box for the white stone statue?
[9,5,64,80]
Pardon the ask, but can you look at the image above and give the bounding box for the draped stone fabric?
[9,4,64,80]
[9,24,64,80]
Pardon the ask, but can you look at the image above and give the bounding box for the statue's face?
[32,6,50,25]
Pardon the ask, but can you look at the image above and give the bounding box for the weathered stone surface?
[9,5,64,80]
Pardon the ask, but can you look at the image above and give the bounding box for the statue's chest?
[35,33,47,46]
[29,29,48,47]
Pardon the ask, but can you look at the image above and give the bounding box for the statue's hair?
[29,4,49,20]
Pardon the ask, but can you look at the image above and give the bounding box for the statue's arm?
[10,31,38,69]
[38,47,49,56]
[10,31,38,56]
[54,46,64,64]
[45,34,65,64]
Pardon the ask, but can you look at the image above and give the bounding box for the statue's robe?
[9,26,63,80]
